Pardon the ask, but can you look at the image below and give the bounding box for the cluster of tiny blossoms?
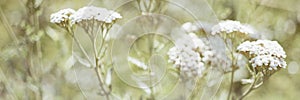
[211,20,256,57]
[167,33,205,78]
[211,20,254,35]
[237,40,287,72]
[70,6,122,25]
[50,6,122,31]
[167,33,229,78]
[50,8,75,27]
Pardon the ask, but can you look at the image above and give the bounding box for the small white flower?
[70,6,122,25]
[250,55,286,70]
[167,33,205,78]
[237,40,286,58]
[168,33,231,77]
[50,8,75,26]
[237,40,287,71]
[211,20,254,35]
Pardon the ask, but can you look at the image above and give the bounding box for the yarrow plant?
[211,20,255,49]
[235,40,287,99]
[211,20,254,35]
[49,4,287,100]
[167,33,206,78]
[70,6,122,24]
[211,20,287,99]
[168,22,234,79]
[170,20,288,99]
[70,6,122,37]
[50,6,122,100]
[50,8,75,28]
[211,20,256,96]
[1,0,294,100]
[237,40,287,75]
[167,33,233,78]
[167,33,215,99]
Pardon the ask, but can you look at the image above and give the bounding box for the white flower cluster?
[50,8,75,26]
[50,6,122,28]
[189,34,215,63]
[70,6,122,25]
[168,34,204,78]
[237,40,287,71]
[167,33,220,78]
[211,20,254,35]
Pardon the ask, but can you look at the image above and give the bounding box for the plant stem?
[71,31,94,66]
[226,39,236,100]
[238,76,257,100]
[0,67,18,99]
[95,65,110,100]
[73,70,88,99]
[227,66,234,100]
[92,27,111,100]
[189,78,201,99]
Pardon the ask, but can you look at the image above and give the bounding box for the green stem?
[0,67,18,99]
[227,66,234,100]
[97,27,109,56]
[238,76,257,100]
[69,29,93,66]
[92,25,111,100]
[95,65,110,100]
[224,38,236,100]
[189,78,201,99]
[73,70,88,100]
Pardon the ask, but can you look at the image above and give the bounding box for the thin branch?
[189,77,202,99]
[97,27,109,56]
[227,66,235,100]
[0,7,19,45]
[0,65,18,99]
[224,39,236,100]
[73,69,88,100]
[71,30,94,66]
[95,66,110,100]
[237,57,261,100]
[92,23,110,100]
[238,75,258,100]
[253,81,263,89]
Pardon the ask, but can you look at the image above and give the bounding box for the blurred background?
[0,0,299,100]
